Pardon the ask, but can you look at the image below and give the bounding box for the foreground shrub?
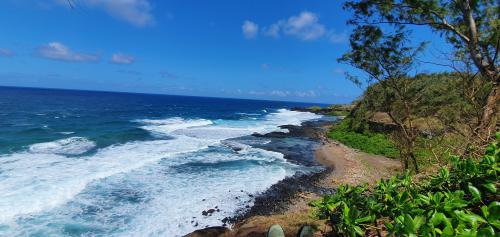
[312,134,499,236]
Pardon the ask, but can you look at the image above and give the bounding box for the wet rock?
[184,226,230,237]
[202,209,216,216]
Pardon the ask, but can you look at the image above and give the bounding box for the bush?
[328,119,399,159]
[311,134,500,236]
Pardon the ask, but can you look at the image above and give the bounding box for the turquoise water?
[0,87,323,236]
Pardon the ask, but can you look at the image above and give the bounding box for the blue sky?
[0,0,450,103]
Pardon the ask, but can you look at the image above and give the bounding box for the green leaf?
[477,226,495,237]
[353,226,364,236]
[444,191,468,212]
[354,215,372,224]
[342,203,352,225]
[430,212,448,226]
[488,201,500,220]
[404,214,416,233]
[482,183,497,193]
[468,184,481,201]
[326,202,341,211]
[456,228,477,237]
[488,202,500,228]
[418,193,430,205]
[454,210,487,226]
[413,216,426,230]
[442,224,455,236]
[481,205,489,218]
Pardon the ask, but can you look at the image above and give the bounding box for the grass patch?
[328,119,399,158]
[413,133,469,168]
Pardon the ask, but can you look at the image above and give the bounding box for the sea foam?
[0,136,214,223]
[136,117,213,136]
[0,109,321,236]
[28,137,96,155]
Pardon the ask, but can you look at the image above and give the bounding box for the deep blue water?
[0,86,324,236]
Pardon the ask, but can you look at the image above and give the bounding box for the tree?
[339,25,425,172]
[344,0,500,142]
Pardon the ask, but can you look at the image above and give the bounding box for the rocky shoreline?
[185,116,338,237]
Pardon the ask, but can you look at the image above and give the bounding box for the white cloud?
[263,21,282,38]
[110,53,135,64]
[283,11,326,40]
[270,90,290,97]
[294,90,316,97]
[261,11,326,41]
[248,90,265,96]
[58,0,154,27]
[0,48,14,57]
[249,11,347,43]
[36,42,99,62]
[242,20,259,39]
[247,89,316,98]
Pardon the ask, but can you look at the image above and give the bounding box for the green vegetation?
[328,119,399,159]
[308,106,322,111]
[306,104,353,117]
[337,72,493,170]
[349,73,491,135]
[312,135,500,236]
[327,110,350,117]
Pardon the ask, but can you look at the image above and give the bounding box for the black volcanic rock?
[183,227,229,237]
[202,209,216,216]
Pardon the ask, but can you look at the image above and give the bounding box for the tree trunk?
[409,151,419,173]
[476,82,500,141]
[399,147,409,170]
[406,138,419,173]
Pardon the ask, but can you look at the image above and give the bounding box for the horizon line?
[0,85,337,106]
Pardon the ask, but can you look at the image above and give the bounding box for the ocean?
[0,86,325,236]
